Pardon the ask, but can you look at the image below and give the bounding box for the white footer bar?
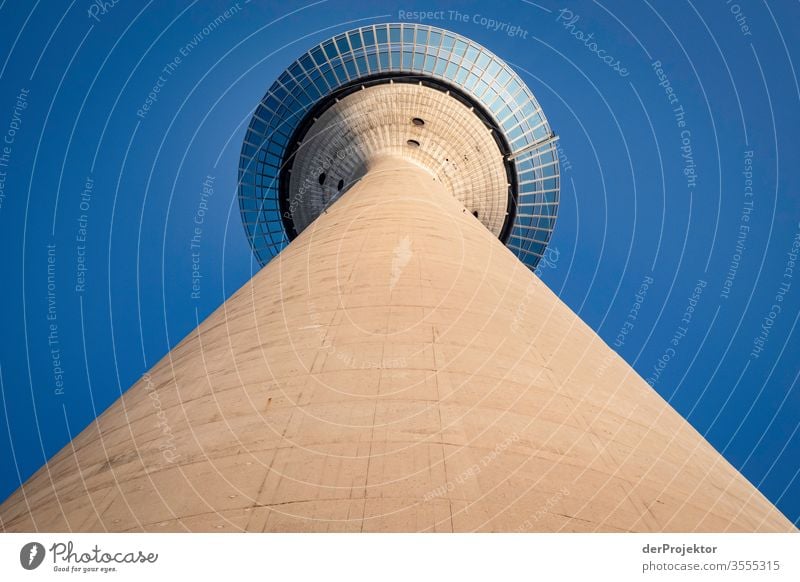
[1,533,797,581]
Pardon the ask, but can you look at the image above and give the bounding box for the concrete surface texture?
[0,157,793,532]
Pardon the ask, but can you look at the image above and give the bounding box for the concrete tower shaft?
[0,158,792,532]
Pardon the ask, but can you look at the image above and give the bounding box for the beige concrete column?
[0,158,793,532]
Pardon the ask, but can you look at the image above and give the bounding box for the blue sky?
[0,0,798,525]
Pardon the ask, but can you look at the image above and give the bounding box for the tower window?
[407,139,420,148]
[412,117,425,126]
[318,172,326,185]
[337,179,344,191]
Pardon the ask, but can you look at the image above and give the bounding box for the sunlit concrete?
[0,158,793,532]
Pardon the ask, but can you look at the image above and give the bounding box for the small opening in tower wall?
[472,210,480,218]
[318,172,326,185]
[337,179,344,191]
[407,139,420,148]
[412,117,425,126]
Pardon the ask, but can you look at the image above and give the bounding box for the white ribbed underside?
[288,83,509,236]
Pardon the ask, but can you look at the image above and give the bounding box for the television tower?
[1,24,792,532]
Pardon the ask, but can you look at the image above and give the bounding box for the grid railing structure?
[239,23,560,270]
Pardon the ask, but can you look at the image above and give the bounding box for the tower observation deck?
[238,23,559,271]
[0,24,793,533]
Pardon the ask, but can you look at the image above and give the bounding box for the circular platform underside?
[287,83,509,236]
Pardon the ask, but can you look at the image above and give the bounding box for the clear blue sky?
[0,0,798,525]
